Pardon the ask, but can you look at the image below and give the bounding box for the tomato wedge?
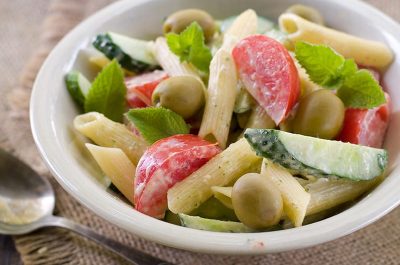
[232,35,300,124]
[125,70,168,108]
[134,134,221,218]
[337,93,390,148]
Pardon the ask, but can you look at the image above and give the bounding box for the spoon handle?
[43,215,175,265]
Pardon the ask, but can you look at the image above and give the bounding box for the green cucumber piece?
[244,129,388,181]
[179,214,254,233]
[93,32,159,73]
[65,71,91,107]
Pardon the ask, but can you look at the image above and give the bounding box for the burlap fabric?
[1,0,400,264]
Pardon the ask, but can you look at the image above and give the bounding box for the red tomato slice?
[232,35,300,125]
[337,93,390,148]
[134,134,221,218]
[126,94,147,108]
[125,70,168,107]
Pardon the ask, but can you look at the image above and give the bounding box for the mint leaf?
[295,42,345,88]
[84,60,126,122]
[295,42,386,109]
[166,22,212,73]
[337,70,386,109]
[340,59,357,77]
[126,107,190,144]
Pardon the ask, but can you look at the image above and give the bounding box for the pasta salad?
[67,5,392,232]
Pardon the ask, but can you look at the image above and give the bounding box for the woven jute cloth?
[2,0,400,264]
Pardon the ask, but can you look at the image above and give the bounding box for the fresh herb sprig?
[84,60,127,122]
[126,107,190,144]
[166,22,212,73]
[295,42,385,109]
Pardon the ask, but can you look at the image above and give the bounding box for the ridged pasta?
[211,186,233,209]
[86,144,136,204]
[222,9,258,51]
[167,138,262,214]
[261,159,310,227]
[305,178,378,215]
[74,112,148,165]
[199,49,238,148]
[279,13,393,69]
[152,37,199,77]
[198,10,258,148]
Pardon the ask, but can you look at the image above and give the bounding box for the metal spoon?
[0,149,174,265]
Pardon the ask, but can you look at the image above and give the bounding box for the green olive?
[232,173,283,229]
[292,89,345,139]
[163,9,216,42]
[152,76,205,119]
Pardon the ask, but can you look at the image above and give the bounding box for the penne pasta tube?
[199,49,238,148]
[285,4,325,25]
[279,13,393,69]
[74,112,148,165]
[167,138,262,214]
[199,10,258,148]
[211,186,233,209]
[261,159,310,227]
[222,9,258,51]
[152,37,199,77]
[86,144,136,204]
[305,177,378,216]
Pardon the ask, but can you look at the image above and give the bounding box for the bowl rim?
[30,0,400,254]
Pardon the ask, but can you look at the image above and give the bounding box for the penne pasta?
[222,9,258,52]
[152,37,199,77]
[199,49,238,148]
[305,177,379,216]
[261,159,310,227]
[74,112,148,165]
[285,4,325,25]
[211,186,233,209]
[167,138,262,214]
[279,13,393,69]
[86,144,136,204]
[199,10,258,148]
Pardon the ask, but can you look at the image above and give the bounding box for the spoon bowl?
[0,149,173,265]
[0,149,54,235]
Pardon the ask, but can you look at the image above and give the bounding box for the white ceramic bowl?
[30,0,400,254]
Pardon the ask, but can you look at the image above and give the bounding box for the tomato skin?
[232,35,300,125]
[125,70,168,108]
[134,134,221,218]
[337,93,390,148]
[126,94,147,108]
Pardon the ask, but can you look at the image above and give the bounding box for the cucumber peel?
[93,32,159,73]
[179,214,254,233]
[65,71,91,107]
[244,129,387,181]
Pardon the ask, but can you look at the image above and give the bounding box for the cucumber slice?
[65,71,91,107]
[93,32,159,73]
[244,129,388,181]
[179,214,254,233]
